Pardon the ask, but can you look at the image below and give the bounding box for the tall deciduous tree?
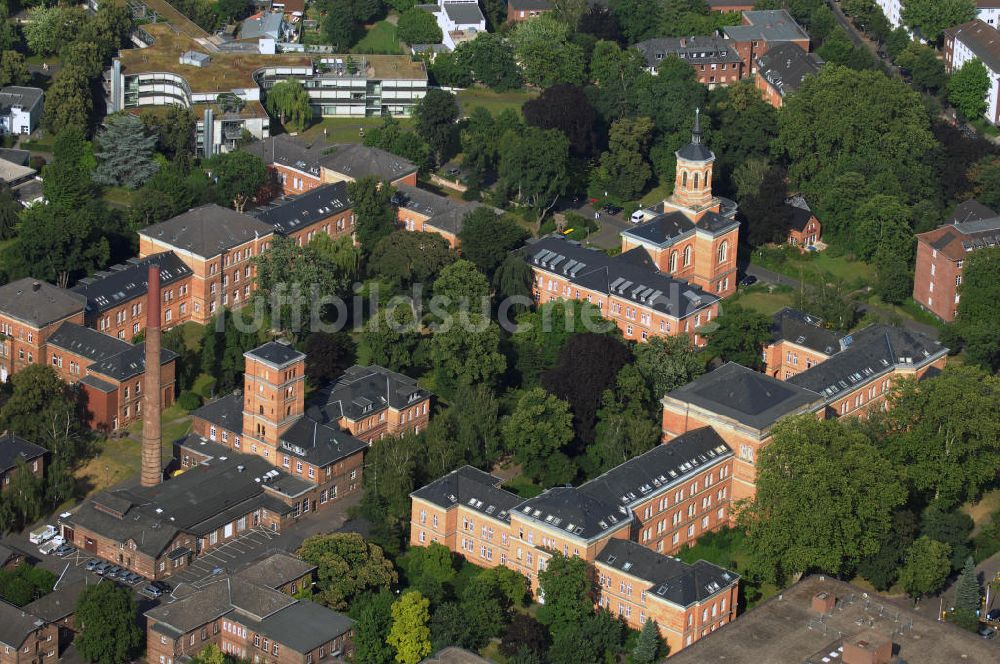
[853,194,913,262]
[432,260,490,311]
[497,127,571,227]
[24,6,86,56]
[705,306,772,369]
[634,334,705,398]
[504,387,576,484]
[388,591,432,664]
[590,365,660,475]
[898,536,952,599]
[510,15,586,87]
[205,151,267,212]
[298,533,398,610]
[414,89,460,167]
[0,51,28,88]
[458,208,528,276]
[739,416,907,583]
[348,176,397,251]
[369,231,455,286]
[591,116,654,199]
[43,65,93,135]
[948,58,990,120]
[450,33,522,91]
[75,583,142,664]
[537,553,592,630]
[397,7,442,44]
[902,0,976,43]
[882,365,1000,508]
[303,331,356,386]
[92,114,159,189]
[350,589,397,664]
[430,312,506,393]
[265,80,312,132]
[360,303,421,372]
[523,85,598,159]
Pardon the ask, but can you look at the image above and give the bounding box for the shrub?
[178,391,201,411]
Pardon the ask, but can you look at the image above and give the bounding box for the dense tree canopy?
[457,208,528,276]
[298,533,398,610]
[75,583,142,664]
[948,58,990,121]
[902,0,976,42]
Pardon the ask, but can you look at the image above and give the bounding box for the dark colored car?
[987,608,1000,622]
[152,580,172,593]
[124,572,143,585]
[602,204,623,216]
[53,544,75,557]
[978,626,996,639]
[740,275,758,287]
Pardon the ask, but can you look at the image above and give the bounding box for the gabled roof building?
[754,42,823,108]
[634,36,745,87]
[410,428,740,655]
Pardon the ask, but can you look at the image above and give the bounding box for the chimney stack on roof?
[140,264,162,488]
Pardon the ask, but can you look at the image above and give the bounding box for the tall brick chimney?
[140,265,162,487]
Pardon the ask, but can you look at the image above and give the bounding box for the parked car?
[987,608,1000,622]
[630,210,646,224]
[124,572,143,585]
[53,544,75,557]
[84,559,99,571]
[602,204,623,216]
[39,539,62,555]
[93,561,110,575]
[447,167,461,177]
[29,525,56,544]
[152,580,172,593]
[740,275,758,287]
[141,584,162,599]
[978,625,996,639]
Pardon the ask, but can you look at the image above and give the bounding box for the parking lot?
[169,526,280,587]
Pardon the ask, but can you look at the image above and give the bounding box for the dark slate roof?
[947,198,997,225]
[24,579,92,622]
[724,9,810,43]
[0,601,47,649]
[517,428,732,542]
[139,205,274,258]
[525,235,720,319]
[0,278,85,328]
[0,86,43,114]
[395,184,484,235]
[237,551,316,590]
[783,195,816,233]
[234,599,354,654]
[245,340,305,368]
[146,577,256,633]
[243,135,325,176]
[508,0,552,9]
[319,144,417,183]
[946,20,1000,73]
[788,325,946,402]
[621,210,737,248]
[443,2,484,24]
[666,362,823,430]
[79,374,116,393]
[0,149,30,166]
[66,455,305,556]
[0,433,47,472]
[191,393,243,433]
[317,364,431,422]
[411,466,521,523]
[46,322,132,363]
[676,109,714,162]
[254,182,351,236]
[277,417,369,468]
[595,539,738,608]
[88,343,179,382]
[756,42,822,97]
[70,252,192,316]
[770,307,844,356]
[634,35,742,70]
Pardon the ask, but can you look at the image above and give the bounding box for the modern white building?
[944,19,1000,125]
[0,87,43,135]
[875,0,904,29]
[422,0,486,50]
[978,1,1000,27]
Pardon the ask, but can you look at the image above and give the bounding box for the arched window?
[681,171,688,188]
[718,241,728,263]
[683,245,692,267]
[669,251,677,273]
[693,172,700,189]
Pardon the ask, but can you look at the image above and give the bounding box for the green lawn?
[101,187,136,208]
[676,527,779,610]
[728,285,797,316]
[352,21,402,55]
[456,88,539,117]
[20,139,53,153]
[503,475,543,499]
[127,403,192,450]
[74,437,142,498]
[297,116,414,144]
[753,246,875,289]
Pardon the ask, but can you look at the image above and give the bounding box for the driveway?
[558,200,630,250]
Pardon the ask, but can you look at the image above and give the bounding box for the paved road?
[746,264,941,340]
[556,201,631,250]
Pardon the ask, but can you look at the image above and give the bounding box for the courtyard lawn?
[126,403,193,452]
[675,527,779,609]
[753,246,875,290]
[73,437,142,498]
[352,21,402,54]
[101,187,135,208]
[298,116,414,144]
[456,88,538,117]
[729,285,797,316]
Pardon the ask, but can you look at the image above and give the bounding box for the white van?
[630,210,647,224]
[29,525,56,544]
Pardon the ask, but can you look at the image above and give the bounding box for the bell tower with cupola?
[663,109,722,222]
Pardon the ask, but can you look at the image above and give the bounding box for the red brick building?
[144,576,353,664]
[70,253,194,341]
[409,428,740,655]
[665,321,948,500]
[506,0,553,22]
[913,199,1000,322]
[754,43,823,109]
[394,184,484,249]
[783,196,822,249]
[236,551,316,596]
[0,433,46,492]
[45,322,178,431]
[763,308,845,380]
[0,278,86,383]
[723,9,811,76]
[244,136,418,197]
[634,36,745,87]
[254,182,354,247]
[0,600,58,664]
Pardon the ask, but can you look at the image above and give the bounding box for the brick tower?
[140,265,162,487]
[664,108,720,221]
[241,341,306,451]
